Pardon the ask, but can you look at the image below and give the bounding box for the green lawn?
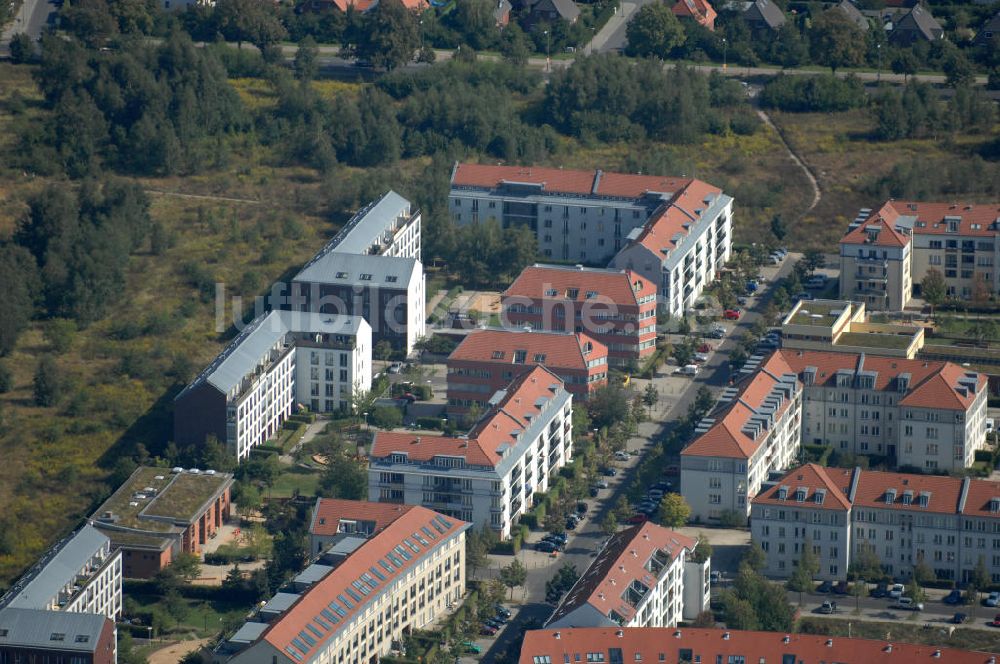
[127,591,251,640]
[798,617,1000,653]
[836,332,913,349]
[270,466,323,499]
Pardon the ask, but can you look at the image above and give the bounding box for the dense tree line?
[545,55,757,143]
[20,32,245,177]
[759,74,866,113]
[0,180,152,356]
[870,79,995,140]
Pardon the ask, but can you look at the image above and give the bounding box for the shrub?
[760,74,865,112]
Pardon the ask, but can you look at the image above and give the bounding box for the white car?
[694,352,710,363]
[987,418,995,433]
[387,362,403,374]
[893,597,923,611]
[677,365,700,376]
[614,451,630,461]
[986,591,1000,607]
[888,583,905,599]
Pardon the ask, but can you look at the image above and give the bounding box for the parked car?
[943,589,964,605]
[614,451,630,461]
[480,625,498,636]
[697,343,713,353]
[576,502,588,514]
[871,582,890,598]
[694,352,710,363]
[647,489,665,501]
[589,486,600,497]
[710,571,722,585]
[495,605,511,618]
[951,612,968,624]
[833,581,849,595]
[985,591,1000,607]
[601,467,617,477]
[651,481,671,492]
[461,641,482,654]
[888,583,905,599]
[677,364,700,376]
[794,292,814,301]
[707,327,726,339]
[893,597,923,611]
[816,600,837,614]
[546,533,568,546]
[724,309,742,320]
[484,618,505,629]
[745,281,759,293]
[536,540,557,553]
[388,362,403,374]
[565,519,577,530]
[736,296,749,305]
[594,479,610,489]
[627,513,649,524]
[816,581,833,594]
[991,613,1000,627]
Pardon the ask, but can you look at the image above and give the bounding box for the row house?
[368,365,572,540]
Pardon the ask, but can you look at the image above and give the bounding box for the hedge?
[415,416,445,430]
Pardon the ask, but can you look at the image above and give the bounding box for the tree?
[500,23,531,66]
[601,512,619,538]
[678,316,692,335]
[294,35,320,82]
[692,385,715,419]
[374,339,393,361]
[215,0,288,50]
[810,10,867,73]
[906,578,926,604]
[642,384,659,416]
[170,553,202,581]
[626,3,686,59]
[770,214,788,242]
[911,553,934,585]
[802,249,826,275]
[33,355,62,407]
[0,245,39,356]
[354,0,420,70]
[943,51,975,88]
[721,592,759,630]
[968,320,998,345]
[658,493,691,528]
[370,405,403,430]
[319,455,367,499]
[9,33,35,64]
[785,540,819,604]
[691,533,713,564]
[589,384,630,430]
[0,363,11,393]
[849,544,883,580]
[921,268,947,312]
[499,559,527,600]
[742,543,767,573]
[466,530,490,576]
[891,51,919,82]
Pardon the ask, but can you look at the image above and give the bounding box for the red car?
[627,513,649,524]
[991,614,1000,627]
[697,343,713,353]
[724,309,742,320]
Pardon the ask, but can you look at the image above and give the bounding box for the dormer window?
[919,491,931,508]
[534,354,547,363]
[795,488,806,502]
[990,498,1000,513]
[777,485,789,500]
[492,350,505,359]
[566,288,579,299]
[814,490,826,505]
[885,489,896,505]
[544,288,557,297]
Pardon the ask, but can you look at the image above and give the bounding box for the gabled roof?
[840,203,910,247]
[959,477,1000,519]
[320,190,413,256]
[518,627,992,664]
[259,507,468,663]
[326,0,427,11]
[743,0,786,29]
[371,365,566,468]
[548,524,695,627]
[778,349,984,410]
[449,328,606,372]
[632,180,724,259]
[308,499,415,538]
[834,0,869,31]
[885,200,1000,238]
[975,11,1000,45]
[851,468,963,515]
[503,264,654,309]
[0,525,110,611]
[0,609,110,653]
[752,463,852,511]
[682,353,799,460]
[892,3,943,41]
[673,0,717,29]
[293,252,419,288]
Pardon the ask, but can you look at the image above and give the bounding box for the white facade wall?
[405,269,426,355]
[611,199,734,318]
[230,348,296,461]
[294,325,372,415]
[624,551,688,629]
[369,400,573,540]
[62,550,123,621]
[681,559,711,621]
[752,504,851,581]
[910,232,999,300]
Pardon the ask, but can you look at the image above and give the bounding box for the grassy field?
[799,616,1000,654]
[0,59,997,586]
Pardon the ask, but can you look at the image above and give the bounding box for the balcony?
[856,255,889,266]
[857,269,888,280]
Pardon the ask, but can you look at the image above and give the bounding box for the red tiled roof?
[777,349,983,410]
[634,180,723,257]
[959,477,1000,519]
[851,468,964,515]
[503,264,654,308]
[263,506,468,660]
[840,202,910,248]
[682,353,798,460]
[371,365,566,467]
[518,627,991,664]
[449,329,606,372]
[309,498,414,537]
[330,0,427,11]
[451,163,696,200]
[888,201,1000,238]
[549,523,695,626]
[752,463,852,511]
[672,0,717,29]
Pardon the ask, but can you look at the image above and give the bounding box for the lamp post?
[543,30,550,73]
[876,43,882,83]
[363,411,369,431]
[722,37,727,72]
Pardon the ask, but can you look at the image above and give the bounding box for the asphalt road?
[1,0,56,49]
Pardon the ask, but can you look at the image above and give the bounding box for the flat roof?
[786,301,845,327]
[92,467,233,532]
[836,331,913,349]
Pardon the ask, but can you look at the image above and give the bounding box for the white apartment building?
[546,523,710,630]
[222,506,469,664]
[448,163,733,317]
[785,350,988,471]
[680,353,802,523]
[754,464,1000,584]
[290,191,425,355]
[175,310,371,460]
[0,524,122,621]
[368,365,573,540]
[840,200,1000,310]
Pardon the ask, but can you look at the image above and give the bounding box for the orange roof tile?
[449,329,606,372]
[851,468,964,515]
[752,463,852,511]
[634,180,723,257]
[959,477,1000,519]
[887,200,1000,238]
[672,0,717,28]
[682,353,798,460]
[777,349,982,410]
[503,264,654,308]
[308,499,414,537]
[371,365,566,467]
[840,202,910,248]
[549,523,695,626]
[262,506,468,660]
[518,627,992,664]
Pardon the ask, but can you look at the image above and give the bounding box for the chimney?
[616,630,624,638]
[554,632,560,640]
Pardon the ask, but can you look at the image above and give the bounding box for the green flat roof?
[93,467,232,532]
[788,302,845,327]
[836,332,913,350]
